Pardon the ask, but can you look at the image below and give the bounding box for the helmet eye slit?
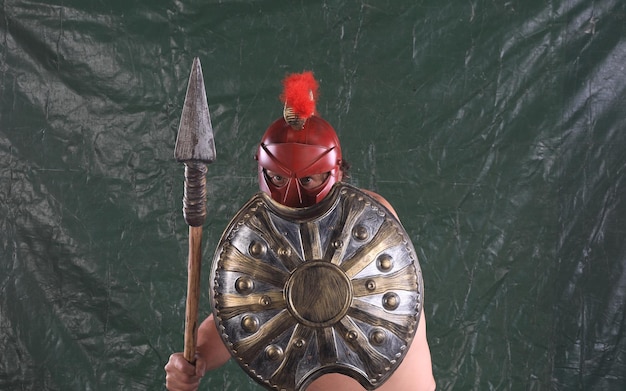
[265,170,288,187]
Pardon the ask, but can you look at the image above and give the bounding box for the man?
[165,72,436,391]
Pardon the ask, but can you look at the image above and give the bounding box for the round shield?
[209,183,423,390]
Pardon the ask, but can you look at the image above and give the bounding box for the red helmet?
[257,116,342,207]
[255,72,342,208]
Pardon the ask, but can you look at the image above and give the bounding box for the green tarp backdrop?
[1,0,625,390]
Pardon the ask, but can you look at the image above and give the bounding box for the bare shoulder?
[360,189,398,218]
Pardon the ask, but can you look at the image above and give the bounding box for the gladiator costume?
[209,72,423,390]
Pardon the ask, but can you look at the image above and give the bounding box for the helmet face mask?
[261,168,337,208]
[256,116,342,208]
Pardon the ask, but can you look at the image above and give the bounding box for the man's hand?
[165,314,232,390]
[164,352,207,391]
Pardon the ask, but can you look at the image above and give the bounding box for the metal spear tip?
[175,57,216,164]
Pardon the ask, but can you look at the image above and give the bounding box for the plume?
[280,71,319,129]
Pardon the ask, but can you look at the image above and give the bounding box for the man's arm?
[355,189,436,390]
[306,308,435,391]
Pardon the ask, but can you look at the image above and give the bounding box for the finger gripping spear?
[174,57,216,363]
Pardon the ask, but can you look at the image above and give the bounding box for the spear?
[174,57,216,363]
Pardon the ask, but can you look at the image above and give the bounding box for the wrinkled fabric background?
[1,0,625,390]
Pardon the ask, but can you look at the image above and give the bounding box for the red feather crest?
[280,71,319,128]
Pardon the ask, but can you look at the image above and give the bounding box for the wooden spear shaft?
[183,225,203,363]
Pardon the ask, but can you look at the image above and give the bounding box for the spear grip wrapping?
[182,162,208,227]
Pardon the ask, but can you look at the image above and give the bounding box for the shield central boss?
[210,183,423,391]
